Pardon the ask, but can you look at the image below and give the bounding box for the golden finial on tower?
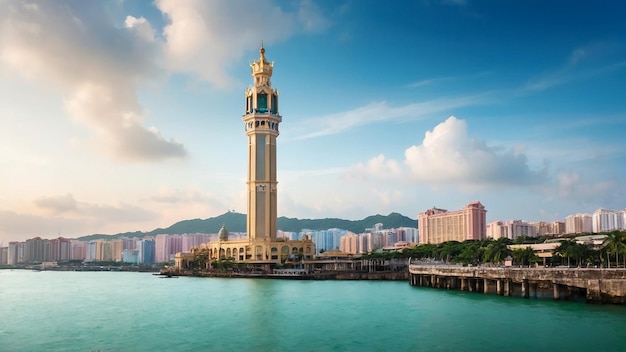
[260,41,266,62]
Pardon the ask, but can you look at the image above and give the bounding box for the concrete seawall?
[166,269,409,281]
[409,265,626,304]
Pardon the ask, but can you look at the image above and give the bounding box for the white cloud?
[522,43,626,93]
[347,116,545,189]
[556,171,622,204]
[345,154,402,181]
[32,193,158,224]
[125,16,155,42]
[157,0,329,89]
[151,187,218,205]
[404,116,545,186]
[288,95,488,141]
[0,200,159,242]
[298,0,331,33]
[0,1,186,162]
[64,82,186,161]
[35,194,77,213]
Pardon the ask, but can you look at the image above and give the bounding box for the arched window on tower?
[257,93,268,113]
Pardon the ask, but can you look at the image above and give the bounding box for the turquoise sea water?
[1,270,625,352]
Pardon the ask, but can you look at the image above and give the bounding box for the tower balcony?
[244,108,282,118]
[243,117,281,134]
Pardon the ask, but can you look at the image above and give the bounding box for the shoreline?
[161,269,409,281]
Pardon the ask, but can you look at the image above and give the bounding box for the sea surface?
[1,270,625,352]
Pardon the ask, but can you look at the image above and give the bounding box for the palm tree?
[512,247,538,267]
[603,231,626,268]
[485,238,512,265]
[438,241,462,263]
[555,240,574,267]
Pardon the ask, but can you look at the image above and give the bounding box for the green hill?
[76,212,417,241]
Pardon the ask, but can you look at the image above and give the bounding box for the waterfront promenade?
[409,264,626,304]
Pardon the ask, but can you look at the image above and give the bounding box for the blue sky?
[1,0,625,243]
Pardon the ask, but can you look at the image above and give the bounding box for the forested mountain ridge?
[77,211,417,241]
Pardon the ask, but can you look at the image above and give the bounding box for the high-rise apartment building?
[48,237,72,262]
[137,239,155,264]
[486,220,537,240]
[71,240,87,261]
[418,201,487,244]
[533,221,565,236]
[339,232,360,254]
[592,208,625,233]
[564,213,592,234]
[7,242,20,265]
[155,234,170,263]
[0,247,7,265]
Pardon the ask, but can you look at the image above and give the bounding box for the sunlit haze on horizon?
[1,0,625,243]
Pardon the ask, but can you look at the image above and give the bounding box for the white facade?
[7,242,19,265]
[564,213,593,234]
[85,241,97,262]
[592,208,625,233]
[486,220,537,240]
[399,227,419,244]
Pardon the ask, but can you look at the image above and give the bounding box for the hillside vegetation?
[77,212,417,241]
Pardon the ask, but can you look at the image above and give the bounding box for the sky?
[1,0,625,243]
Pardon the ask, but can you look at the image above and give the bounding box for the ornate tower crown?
[250,45,274,87]
[244,45,280,119]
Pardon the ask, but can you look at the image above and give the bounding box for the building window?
[257,94,268,112]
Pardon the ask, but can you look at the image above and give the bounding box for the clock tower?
[175,46,315,269]
[243,46,281,241]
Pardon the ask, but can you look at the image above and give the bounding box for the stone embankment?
[409,265,626,304]
[164,269,408,281]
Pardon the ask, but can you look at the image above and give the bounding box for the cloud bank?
[157,0,329,89]
[0,1,186,161]
[350,116,546,189]
[404,116,545,186]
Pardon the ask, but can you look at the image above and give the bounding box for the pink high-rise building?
[418,201,487,244]
[339,233,360,254]
[155,234,169,263]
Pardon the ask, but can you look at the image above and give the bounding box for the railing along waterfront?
[408,262,626,304]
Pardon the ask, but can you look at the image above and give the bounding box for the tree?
[512,247,538,266]
[457,242,484,266]
[555,240,574,267]
[438,241,463,263]
[485,238,512,265]
[603,231,626,268]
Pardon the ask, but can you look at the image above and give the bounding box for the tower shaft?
[243,47,281,241]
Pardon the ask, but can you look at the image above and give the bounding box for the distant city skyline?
[1,1,625,243]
